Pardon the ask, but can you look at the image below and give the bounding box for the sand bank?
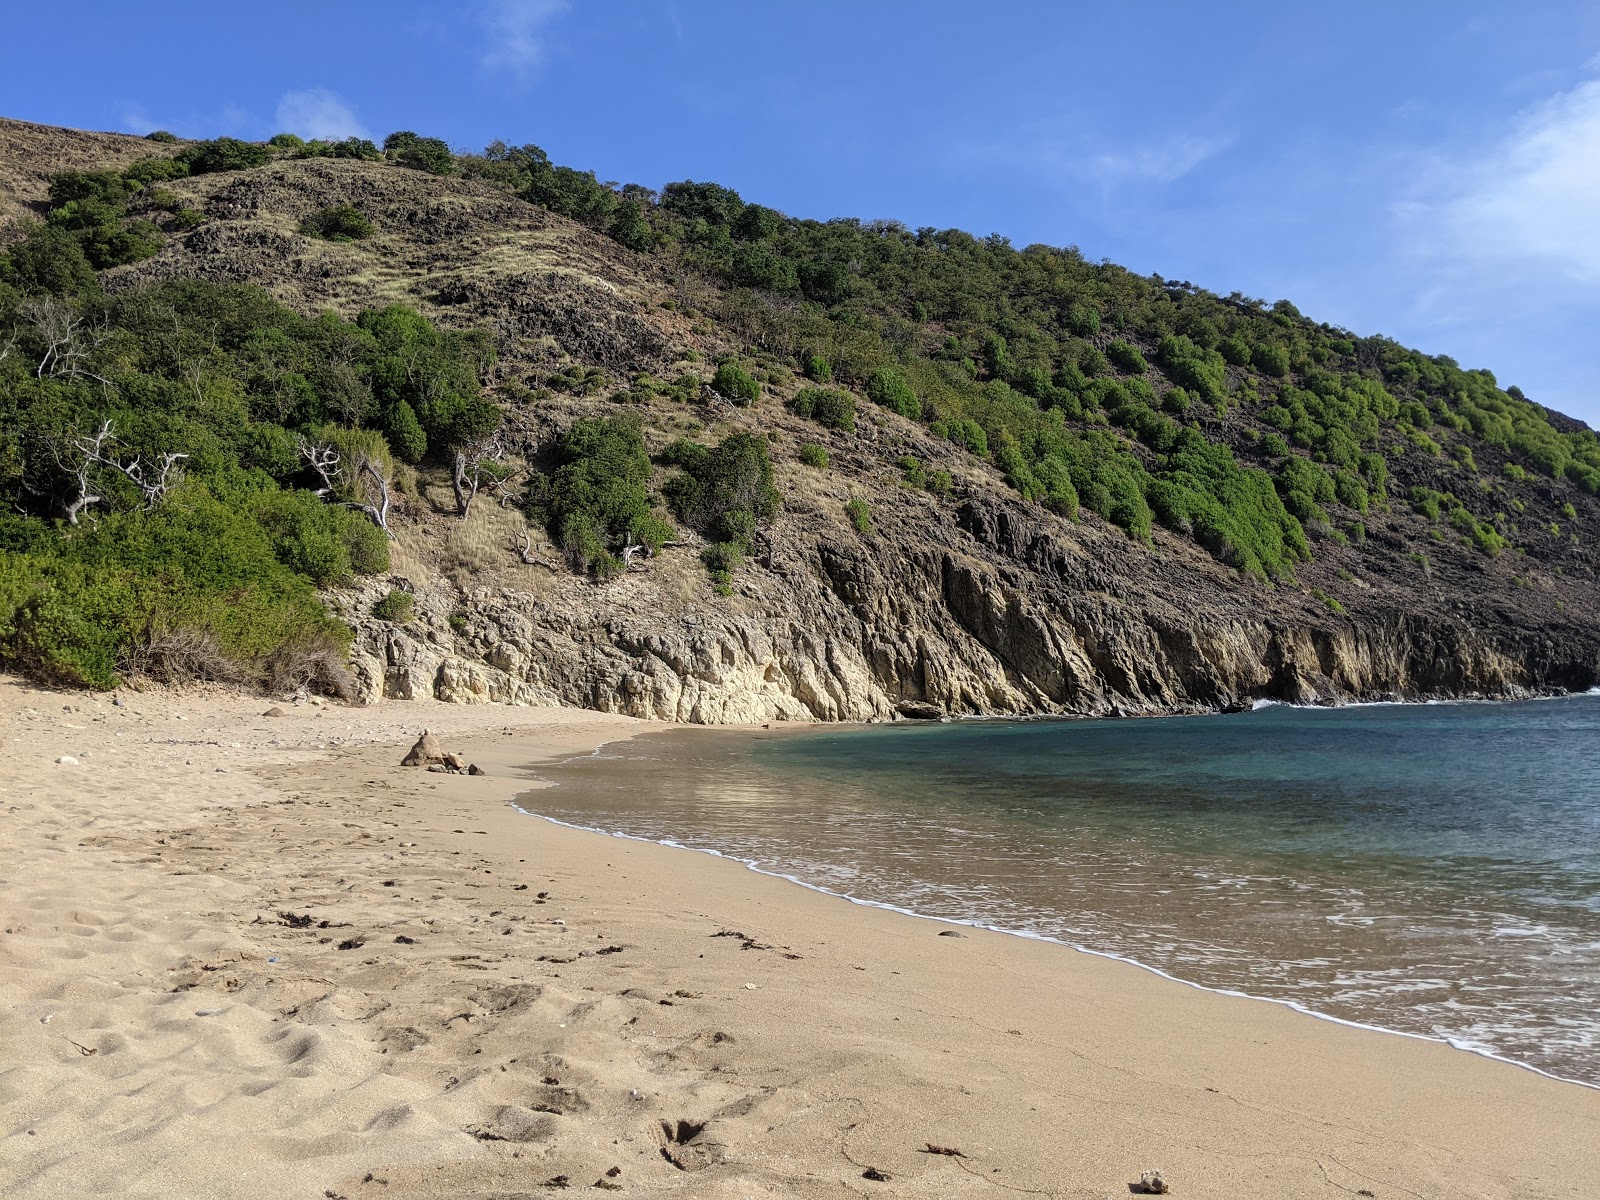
[2,678,1596,1198]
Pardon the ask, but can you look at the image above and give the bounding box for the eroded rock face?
[338,489,1600,723]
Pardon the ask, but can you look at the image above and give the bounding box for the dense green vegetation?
[524,413,674,578]
[0,214,498,689]
[441,137,1596,579]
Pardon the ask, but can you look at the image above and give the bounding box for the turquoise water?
[528,696,1600,1084]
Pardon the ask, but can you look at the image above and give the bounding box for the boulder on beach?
[401,730,446,766]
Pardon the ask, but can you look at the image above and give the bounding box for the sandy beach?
[3,678,1598,1199]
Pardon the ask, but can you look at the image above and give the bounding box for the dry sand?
[3,677,1597,1199]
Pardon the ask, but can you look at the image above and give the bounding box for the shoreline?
[520,702,1600,1094]
[513,798,1600,1097]
[5,679,1599,1198]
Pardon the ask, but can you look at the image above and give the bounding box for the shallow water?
[526,695,1600,1084]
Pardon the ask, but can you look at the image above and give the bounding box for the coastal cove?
[525,694,1600,1087]
[4,679,1599,1198]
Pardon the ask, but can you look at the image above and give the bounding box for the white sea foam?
[507,793,1600,1093]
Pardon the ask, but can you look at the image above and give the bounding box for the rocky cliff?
[336,479,1599,721]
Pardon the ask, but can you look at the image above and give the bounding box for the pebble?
[55,756,78,766]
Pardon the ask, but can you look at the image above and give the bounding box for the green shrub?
[372,588,415,623]
[300,205,375,241]
[932,417,988,456]
[899,455,926,487]
[268,132,306,150]
[1220,337,1252,366]
[791,387,855,431]
[844,497,873,534]
[1106,340,1147,374]
[1311,587,1345,614]
[385,131,455,175]
[179,137,272,175]
[526,413,672,574]
[798,443,829,469]
[925,469,953,497]
[866,367,921,419]
[1253,343,1291,378]
[663,432,780,549]
[172,208,205,231]
[711,359,759,404]
[0,223,99,295]
[802,353,832,382]
[700,542,743,592]
[145,130,179,143]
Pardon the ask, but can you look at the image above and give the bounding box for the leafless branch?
[513,530,557,568]
[52,419,114,524]
[298,438,342,497]
[451,429,506,520]
[299,438,393,537]
[23,296,113,385]
[110,450,188,510]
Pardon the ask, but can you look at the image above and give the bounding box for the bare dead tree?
[24,296,112,385]
[52,420,115,525]
[451,430,506,519]
[298,440,342,497]
[298,437,395,539]
[47,420,187,521]
[756,527,778,571]
[621,542,651,572]
[513,531,557,568]
[110,451,188,510]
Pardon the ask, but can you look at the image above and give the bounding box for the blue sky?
[4,2,1598,424]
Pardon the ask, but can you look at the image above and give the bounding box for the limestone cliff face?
[339,488,1600,723]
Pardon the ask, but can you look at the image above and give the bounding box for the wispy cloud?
[967,117,1228,199]
[1401,69,1600,290]
[1082,135,1228,189]
[479,0,568,80]
[274,88,369,141]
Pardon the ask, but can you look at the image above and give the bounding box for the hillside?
[1,117,1596,719]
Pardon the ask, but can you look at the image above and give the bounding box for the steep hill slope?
[1,119,1596,718]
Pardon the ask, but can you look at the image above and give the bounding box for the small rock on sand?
[262,706,285,718]
[467,763,487,776]
[56,755,78,765]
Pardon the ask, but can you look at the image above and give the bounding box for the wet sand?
[3,677,1597,1198]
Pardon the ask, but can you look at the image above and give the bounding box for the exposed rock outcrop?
[339,488,1600,723]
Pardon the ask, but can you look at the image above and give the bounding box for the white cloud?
[274,88,369,141]
[480,0,568,78]
[1403,72,1600,286]
[966,117,1227,199]
[1084,135,1228,188]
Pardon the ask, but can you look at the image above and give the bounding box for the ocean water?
[525,696,1600,1085]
